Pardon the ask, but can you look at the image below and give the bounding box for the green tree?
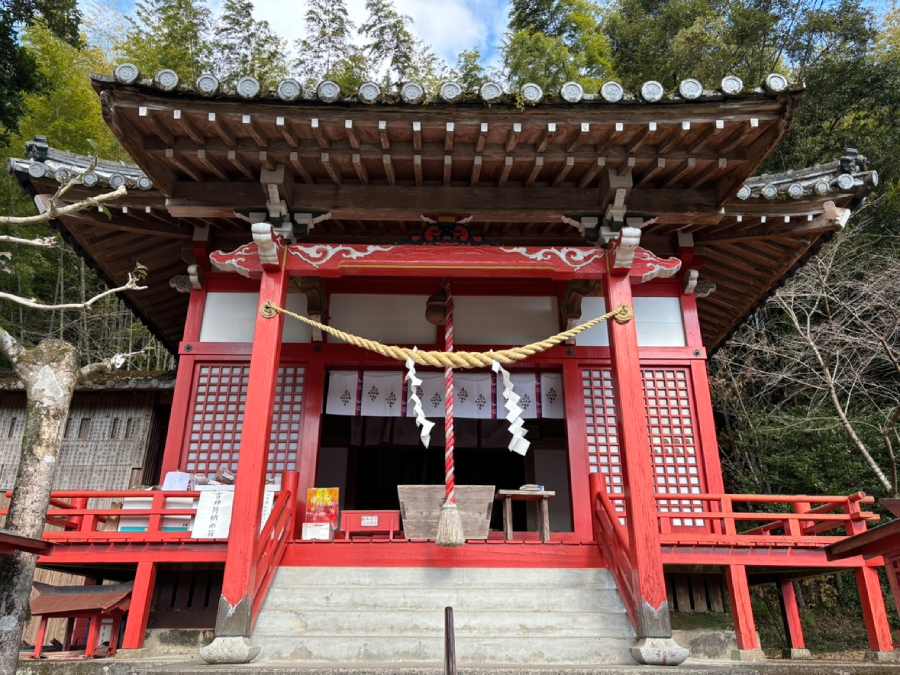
[504,0,614,91]
[212,0,287,90]
[12,22,124,159]
[360,0,416,86]
[0,0,82,140]
[453,49,487,93]
[294,0,368,93]
[121,0,213,84]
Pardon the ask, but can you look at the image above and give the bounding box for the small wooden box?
[340,510,401,539]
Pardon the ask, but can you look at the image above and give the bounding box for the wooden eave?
[92,77,801,225]
[12,93,876,353]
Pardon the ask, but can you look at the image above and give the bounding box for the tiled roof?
[100,66,799,106]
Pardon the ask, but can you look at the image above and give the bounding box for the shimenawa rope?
[261,301,633,368]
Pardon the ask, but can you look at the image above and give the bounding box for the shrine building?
[5,68,893,668]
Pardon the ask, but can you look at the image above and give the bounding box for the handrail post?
[444,606,456,675]
[722,496,736,536]
[149,492,165,535]
[71,497,89,533]
[282,470,300,540]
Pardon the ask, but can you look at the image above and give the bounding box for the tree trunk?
[0,339,79,675]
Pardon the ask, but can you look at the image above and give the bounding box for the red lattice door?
[582,366,707,527]
[183,364,305,480]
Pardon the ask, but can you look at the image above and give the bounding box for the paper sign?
[190,485,277,539]
[305,487,340,527]
[361,515,379,527]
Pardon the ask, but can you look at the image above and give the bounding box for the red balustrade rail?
[2,490,203,542]
[654,492,878,546]
[588,473,638,628]
[251,471,298,629]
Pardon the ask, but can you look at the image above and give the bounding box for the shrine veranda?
[5,69,895,666]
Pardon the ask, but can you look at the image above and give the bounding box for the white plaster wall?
[454,296,559,345]
[328,294,435,344]
[199,292,311,342]
[575,296,685,347]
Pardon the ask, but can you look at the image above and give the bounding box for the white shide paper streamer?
[405,350,435,448]
[491,361,531,456]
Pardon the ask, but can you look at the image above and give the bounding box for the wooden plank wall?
[0,391,157,490]
[667,572,726,613]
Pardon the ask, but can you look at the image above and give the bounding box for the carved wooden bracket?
[250,222,284,268]
[683,268,716,297]
[608,226,642,273]
[169,263,202,293]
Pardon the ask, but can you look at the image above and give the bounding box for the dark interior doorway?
[316,415,573,532]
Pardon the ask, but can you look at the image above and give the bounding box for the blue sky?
[84,0,512,68]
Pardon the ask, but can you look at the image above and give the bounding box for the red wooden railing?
[589,473,638,627]
[250,471,298,628]
[2,490,203,541]
[654,492,878,546]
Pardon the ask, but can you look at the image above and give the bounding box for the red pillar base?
[783,648,812,659]
[199,636,261,664]
[865,651,900,663]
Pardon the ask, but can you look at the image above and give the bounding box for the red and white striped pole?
[443,282,456,507]
[436,280,464,546]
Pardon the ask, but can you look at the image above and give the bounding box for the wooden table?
[496,490,556,542]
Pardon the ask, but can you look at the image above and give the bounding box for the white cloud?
[250,0,506,66]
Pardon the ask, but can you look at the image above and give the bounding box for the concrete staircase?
[252,567,636,667]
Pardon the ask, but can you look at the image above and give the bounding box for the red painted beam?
[281,542,607,568]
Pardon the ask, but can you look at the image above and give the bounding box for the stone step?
[270,566,619,589]
[254,608,634,638]
[259,585,626,613]
[254,634,636,664]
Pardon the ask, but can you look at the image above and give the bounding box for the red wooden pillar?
[725,564,764,659]
[122,561,156,649]
[31,616,48,659]
[84,615,101,658]
[212,246,289,644]
[856,565,895,657]
[604,267,685,664]
[779,579,810,658]
[108,614,122,656]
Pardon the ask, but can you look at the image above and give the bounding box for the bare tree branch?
[0,185,126,226]
[0,265,147,311]
[0,235,56,248]
[78,345,151,380]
